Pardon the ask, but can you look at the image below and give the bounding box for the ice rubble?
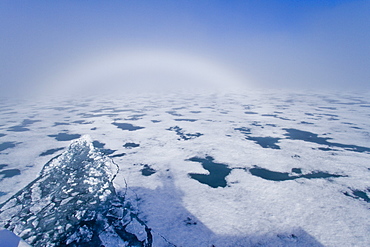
[0,136,152,247]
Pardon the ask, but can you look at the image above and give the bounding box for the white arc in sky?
[45,49,249,96]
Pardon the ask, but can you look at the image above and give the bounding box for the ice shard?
[0,136,152,247]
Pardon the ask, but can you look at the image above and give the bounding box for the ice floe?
[0,90,369,246]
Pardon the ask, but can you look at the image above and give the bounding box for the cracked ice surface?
[0,136,152,246]
[0,90,369,246]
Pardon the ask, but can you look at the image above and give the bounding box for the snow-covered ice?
[0,90,369,246]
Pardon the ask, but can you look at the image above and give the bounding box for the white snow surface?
[0,90,369,246]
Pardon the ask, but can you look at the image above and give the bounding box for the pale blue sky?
[0,0,369,97]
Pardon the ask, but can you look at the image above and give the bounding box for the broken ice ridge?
[0,135,152,247]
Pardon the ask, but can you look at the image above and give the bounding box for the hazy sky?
[0,0,369,98]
